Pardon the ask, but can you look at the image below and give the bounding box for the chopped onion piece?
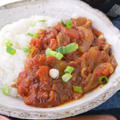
[49,68,59,79]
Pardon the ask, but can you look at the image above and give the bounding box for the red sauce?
[16,17,117,108]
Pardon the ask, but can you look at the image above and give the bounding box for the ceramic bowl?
[0,0,120,119]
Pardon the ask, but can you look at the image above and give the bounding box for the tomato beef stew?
[16,17,117,108]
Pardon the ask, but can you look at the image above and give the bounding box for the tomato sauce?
[16,17,117,107]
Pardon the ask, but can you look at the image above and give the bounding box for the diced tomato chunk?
[49,39,58,50]
[30,37,42,49]
[36,66,50,82]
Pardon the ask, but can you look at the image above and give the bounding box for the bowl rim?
[0,0,120,119]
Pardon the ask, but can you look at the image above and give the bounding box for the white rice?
[0,15,59,93]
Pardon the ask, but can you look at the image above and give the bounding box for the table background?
[0,0,120,120]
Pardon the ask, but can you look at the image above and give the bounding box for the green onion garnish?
[62,73,72,82]
[27,32,39,37]
[2,38,11,46]
[56,42,78,54]
[2,40,16,55]
[73,86,82,93]
[60,20,72,29]
[56,46,66,54]
[6,46,16,55]
[22,46,31,53]
[6,41,13,47]
[27,33,34,37]
[39,19,46,22]
[34,32,39,37]
[30,21,36,27]
[65,43,78,54]
[56,52,64,60]
[61,20,66,26]
[99,76,109,85]
[5,41,16,55]
[64,66,74,74]
[2,85,10,95]
[66,20,72,29]
[46,48,63,60]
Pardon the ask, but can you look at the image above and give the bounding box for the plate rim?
[0,0,120,119]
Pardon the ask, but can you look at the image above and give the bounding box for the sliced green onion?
[6,41,13,47]
[64,66,74,74]
[6,46,16,55]
[99,76,109,85]
[62,73,72,82]
[3,40,16,55]
[56,52,64,60]
[22,46,31,53]
[39,19,46,22]
[2,85,10,95]
[66,20,72,29]
[30,21,36,27]
[56,42,78,54]
[33,32,39,37]
[46,48,63,60]
[61,20,66,26]
[46,48,56,57]
[1,38,11,46]
[60,20,72,29]
[65,43,78,54]
[27,32,39,37]
[73,86,82,93]
[56,46,66,54]
[27,33,34,37]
